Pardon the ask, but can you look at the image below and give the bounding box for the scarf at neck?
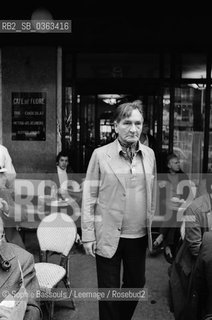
[118,139,139,162]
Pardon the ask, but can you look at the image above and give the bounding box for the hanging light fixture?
[98,94,128,105]
[188,75,206,90]
[189,83,206,90]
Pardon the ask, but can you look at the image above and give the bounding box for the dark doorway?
[64,82,162,173]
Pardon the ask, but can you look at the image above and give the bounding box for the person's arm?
[83,240,97,257]
[151,151,157,217]
[0,188,30,225]
[190,232,212,319]
[3,147,16,190]
[81,150,100,256]
[22,254,42,320]
[178,173,195,203]
[184,206,202,257]
[149,151,158,251]
[192,235,207,299]
[153,233,164,247]
[0,198,9,215]
[157,178,171,239]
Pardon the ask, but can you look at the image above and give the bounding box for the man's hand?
[83,241,97,257]
[153,234,164,248]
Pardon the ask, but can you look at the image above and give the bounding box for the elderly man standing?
[81,102,157,320]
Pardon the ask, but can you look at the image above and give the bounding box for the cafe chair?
[34,212,77,320]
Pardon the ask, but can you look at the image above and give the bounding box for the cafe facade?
[0,14,212,179]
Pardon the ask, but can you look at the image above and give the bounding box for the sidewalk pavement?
[26,232,174,320]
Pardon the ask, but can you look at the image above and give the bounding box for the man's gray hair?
[113,102,144,123]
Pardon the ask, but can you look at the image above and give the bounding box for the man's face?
[58,156,69,171]
[168,157,181,173]
[115,109,143,144]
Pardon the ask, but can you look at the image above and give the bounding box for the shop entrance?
[64,84,162,173]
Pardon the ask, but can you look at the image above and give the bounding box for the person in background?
[53,150,82,241]
[185,231,212,320]
[140,120,160,171]
[140,120,157,150]
[81,101,157,320]
[0,147,25,248]
[0,167,7,189]
[54,150,74,199]
[168,173,212,320]
[0,144,16,190]
[0,215,42,320]
[54,149,81,210]
[0,171,25,248]
[153,153,192,263]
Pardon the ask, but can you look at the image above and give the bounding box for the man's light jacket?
[81,139,157,258]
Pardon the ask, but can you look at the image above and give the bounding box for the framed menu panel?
[12,92,46,141]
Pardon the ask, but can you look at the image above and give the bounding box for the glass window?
[173,85,205,176]
[78,95,96,171]
[64,87,72,150]
[162,88,170,150]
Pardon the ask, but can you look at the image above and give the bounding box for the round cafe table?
[38,193,82,227]
[49,199,69,208]
[38,195,69,211]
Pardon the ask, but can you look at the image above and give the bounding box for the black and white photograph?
[0,2,211,319]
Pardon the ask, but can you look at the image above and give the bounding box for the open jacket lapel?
[105,141,126,191]
[105,140,155,201]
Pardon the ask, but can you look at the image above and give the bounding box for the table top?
[38,195,69,205]
[19,220,40,229]
[50,199,69,207]
[39,193,82,206]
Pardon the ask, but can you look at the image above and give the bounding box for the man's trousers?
[96,235,148,320]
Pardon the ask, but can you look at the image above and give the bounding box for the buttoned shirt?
[117,141,147,238]
[57,166,68,191]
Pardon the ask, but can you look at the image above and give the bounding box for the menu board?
[12,92,46,140]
